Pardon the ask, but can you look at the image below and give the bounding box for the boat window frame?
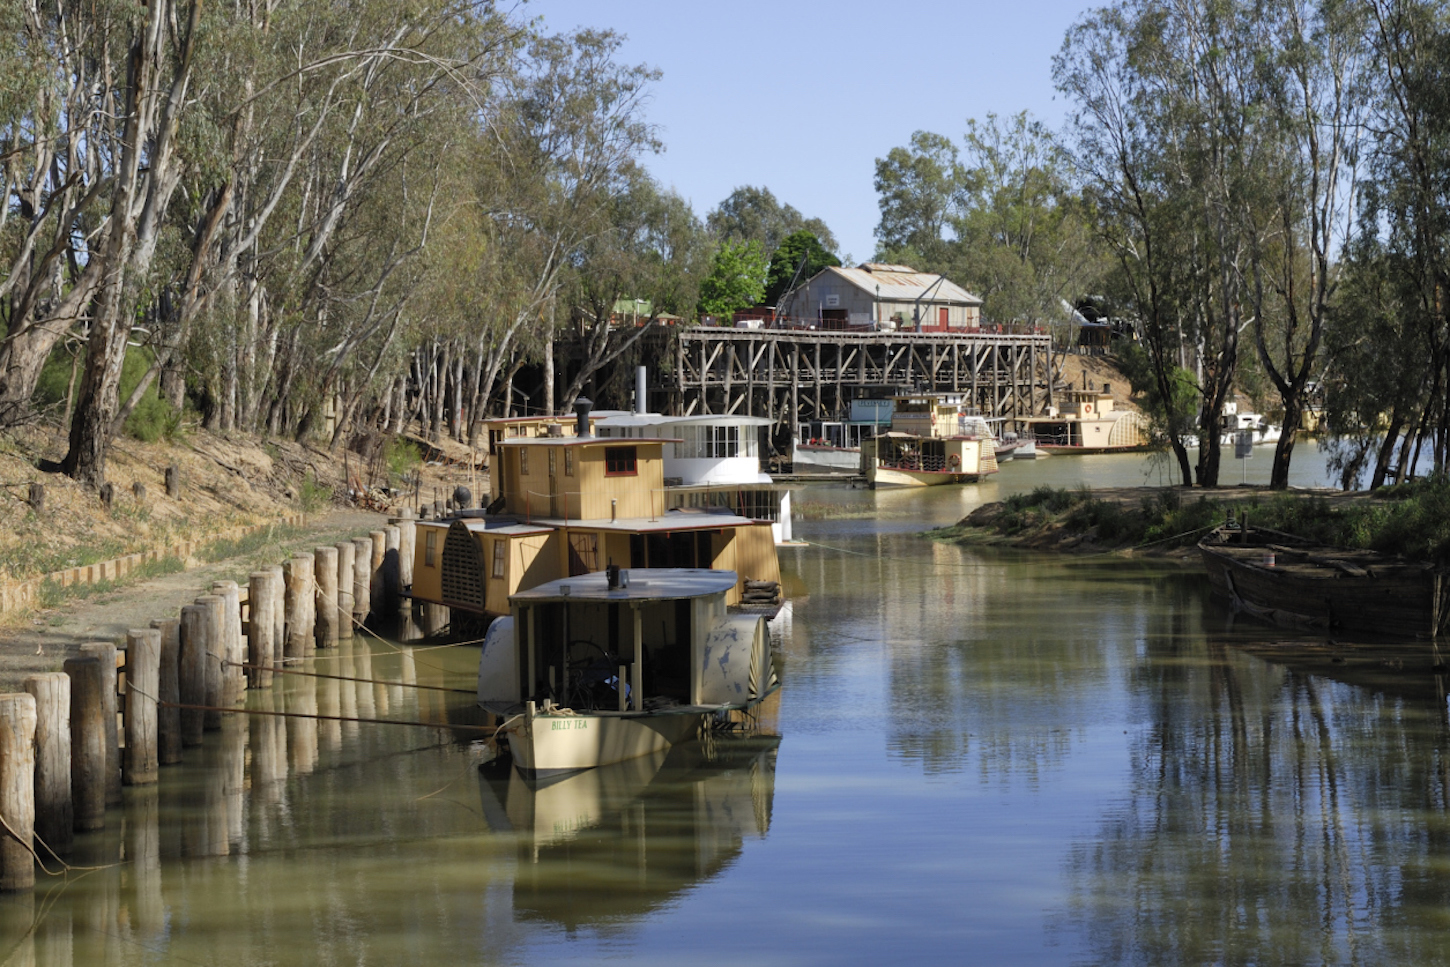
[604,445,638,476]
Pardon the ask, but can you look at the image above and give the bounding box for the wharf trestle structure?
[665,328,1054,435]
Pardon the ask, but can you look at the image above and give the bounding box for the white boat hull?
[507,705,705,778]
[870,467,983,488]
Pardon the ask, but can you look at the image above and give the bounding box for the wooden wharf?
[662,328,1054,436]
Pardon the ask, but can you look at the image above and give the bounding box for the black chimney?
[574,396,593,439]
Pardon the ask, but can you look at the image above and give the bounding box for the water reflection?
[479,735,780,929]
[1065,622,1450,966]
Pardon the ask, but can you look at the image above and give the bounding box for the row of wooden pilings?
[0,511,429,891]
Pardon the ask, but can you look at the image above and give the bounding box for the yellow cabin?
[410,428,782,618]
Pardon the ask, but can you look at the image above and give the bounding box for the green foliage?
[1115,341,1197,443]
[764,230,840,308]
[385,436,422,479]
[707,186,838,255]
[298,474,333,514]
[697,240,769,318]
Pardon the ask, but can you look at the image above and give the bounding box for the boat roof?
[497,436,680,447]
[594,412,773,428]
[511,568,738,604]
[420,517,554,537]
[531,509,761,533]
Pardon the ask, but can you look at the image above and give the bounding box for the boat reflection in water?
[477,734,780,927]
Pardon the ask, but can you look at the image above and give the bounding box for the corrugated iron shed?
[822,263,983,306]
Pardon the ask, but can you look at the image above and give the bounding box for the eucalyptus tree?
[558,174,711,411]
[1057,0,1269,487]
[1241,0,1367,489]
[707,186,838,256]
[1326,0,1450,483]
[454,28,662,442]
[872,131,964,266]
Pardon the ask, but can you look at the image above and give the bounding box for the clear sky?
[527,0,1096,263]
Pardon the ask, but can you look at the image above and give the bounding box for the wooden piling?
[352,537,371,625]
[212,581,244,704]
[193,595,225,730]
[177,605,207,746]
[369,531,386,618]
[0,693,36,891]
[284,554,315,658]
[123,629,160,786]
[394,513,416,615]
[264,564,285,675]
[22,673,71,855]
[334,542,355,640]
[65,654,106,831]
[150,617,182,764]
[78,642,121,806]
[248,572,276,688]
[314,546,339,648]
[382,525,401,613]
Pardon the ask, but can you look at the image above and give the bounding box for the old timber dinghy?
[1198,521,1450,639]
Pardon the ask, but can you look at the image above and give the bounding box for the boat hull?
[869,466,982,488]
[507,707,705,778]
[1198,535,1446,639]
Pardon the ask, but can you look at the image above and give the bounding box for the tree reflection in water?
[1066,620,1450,966]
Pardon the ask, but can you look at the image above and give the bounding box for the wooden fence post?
[123,629,160,786]
[65,656,105,832]
[248,572,275,688]
[193,596,225,731]
[334,542,355,640]
[284,554,315,658]
[78,642,121,806]
[178,605,207,746]
[22,673,70,855]
[0,693,36,891]
[211,581,244,705]
[313,547,339,648]
[265,565,285,676]
[352,537,372,625]
[151,617,182,764]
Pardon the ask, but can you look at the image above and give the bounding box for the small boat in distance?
[480,567,779,777]
[861,393,1000,487]
[1198,520,1450,639]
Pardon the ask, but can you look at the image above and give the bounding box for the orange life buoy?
[948,453,961,468]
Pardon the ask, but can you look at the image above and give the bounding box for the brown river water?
[6,451,1450,965]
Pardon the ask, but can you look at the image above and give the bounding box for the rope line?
[158,700,494,732]
[225,659,475,693]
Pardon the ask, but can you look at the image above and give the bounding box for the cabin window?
[491,539,506,579]
[548,448,557,478]
[519,448,529,475]
[568,533,599,576]
[605,446,637,476]
[678,425,739,458]
[564,448,574,476]
[424,529,437,567]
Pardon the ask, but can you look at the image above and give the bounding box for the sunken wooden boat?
[1198,523,1450,639]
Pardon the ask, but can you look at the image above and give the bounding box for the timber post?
[23,673,71,855]
[78,641,121,806]
[0,693,36,891]
[64,654,106,831]
[123,628,160,786]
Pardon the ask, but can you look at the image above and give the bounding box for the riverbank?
[930,479,1450,562]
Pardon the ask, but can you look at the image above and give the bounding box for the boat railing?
[877,453,950,473]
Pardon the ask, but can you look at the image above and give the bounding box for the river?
[7,451,1450,965]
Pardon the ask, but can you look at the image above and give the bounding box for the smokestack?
[574,396,593,439]
[636,366,648,415]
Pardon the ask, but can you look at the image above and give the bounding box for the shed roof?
[803,264,983,306]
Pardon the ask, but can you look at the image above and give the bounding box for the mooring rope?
[157,700,494,732]
[224,659,475,694]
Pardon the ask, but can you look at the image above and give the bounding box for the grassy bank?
[932,477,1450,562]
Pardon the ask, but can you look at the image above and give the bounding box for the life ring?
[948,453,961,468]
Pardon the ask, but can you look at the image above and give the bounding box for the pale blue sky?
[528,0,1095,262]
